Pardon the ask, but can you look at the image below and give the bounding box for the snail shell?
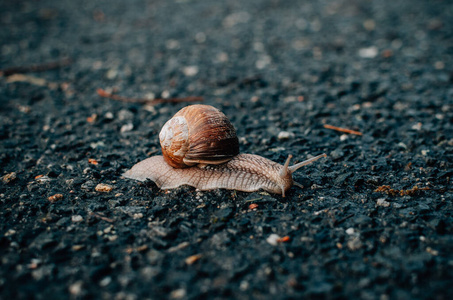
[159,105,239,168]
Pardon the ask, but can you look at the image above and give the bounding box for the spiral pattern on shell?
[159,105,240,168]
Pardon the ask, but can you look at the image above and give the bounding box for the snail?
[123,104,326,197]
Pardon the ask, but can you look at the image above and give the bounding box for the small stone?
[397,142,407,149]
[426,247,439,256]
[95,183,114,192]
[72,245,84,251]
[345,228,355,235]
[90,141,105,149]
[161,90,170,98]
[283,96,297,103]
[412,122,422,131]
[133,213,143,219]
[183,66,198,77]
[170,288,187,299]
[120,123,134,133]
[340,134,349,141]
[216,52,229,63]
[359,46,378,58]
[300,236,314,242]
[69,281,83,296]
[118,109,134,121]
[5,229,16,236]
[266,234,281,246]
[434,61,445,70]
[347,236,363,250]
[393,203,403,209]
[256,55,271,69]
[72,215,83,222]
[104,112,114,119]
[99,276,112,287]
[106,69,118,79]
[421,149,429,156]
[277,131,295,140]
[363,19,376,31]
[376,198,390,207]
[108,235,118,241]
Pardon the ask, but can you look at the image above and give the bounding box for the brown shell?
[159,104,239,168]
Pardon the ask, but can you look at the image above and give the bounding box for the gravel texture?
[1,0,452,299]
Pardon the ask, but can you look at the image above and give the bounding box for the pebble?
[120,123,134,133]
[183,66,198,77]
[106,69,118,79]
[266,234,281,246]
[345,228,355,235]
[133,213,143,219]
[5,229,16,236]
[347,236,363,250]
[170,288,187,299]
[340,134,348,141]
[358,46,378,58]
[104,112,114,119]
[72,215,83,222]
[277,131,295,140]
[99,276,112,287]
[118,109,134,121]
[95,183,114,192]
[69,281,83,296]
[376,198,391,207]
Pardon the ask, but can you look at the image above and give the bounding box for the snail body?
[124,153,326,197]
[124,104,326,197]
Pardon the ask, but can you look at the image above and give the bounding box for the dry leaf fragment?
[2,172,17,184]
[185,254,202,265]
[6,74,47,86]
[323,124,363,136]
[248,203,259,210]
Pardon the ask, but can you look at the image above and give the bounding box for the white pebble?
[99,276,112,287]
[345,228,355,235]
[340,134,349,141]
[376,198,390,207]
[104,112,114,119]
[266,234,281,246]
[72,215,83,222]
[358,46,378,58]
[278,131,295,140]
[106,69,118,79]
[183,66,199,77]
[69,281,83,296]
[133,213,144,219]
[120,123,134,133]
